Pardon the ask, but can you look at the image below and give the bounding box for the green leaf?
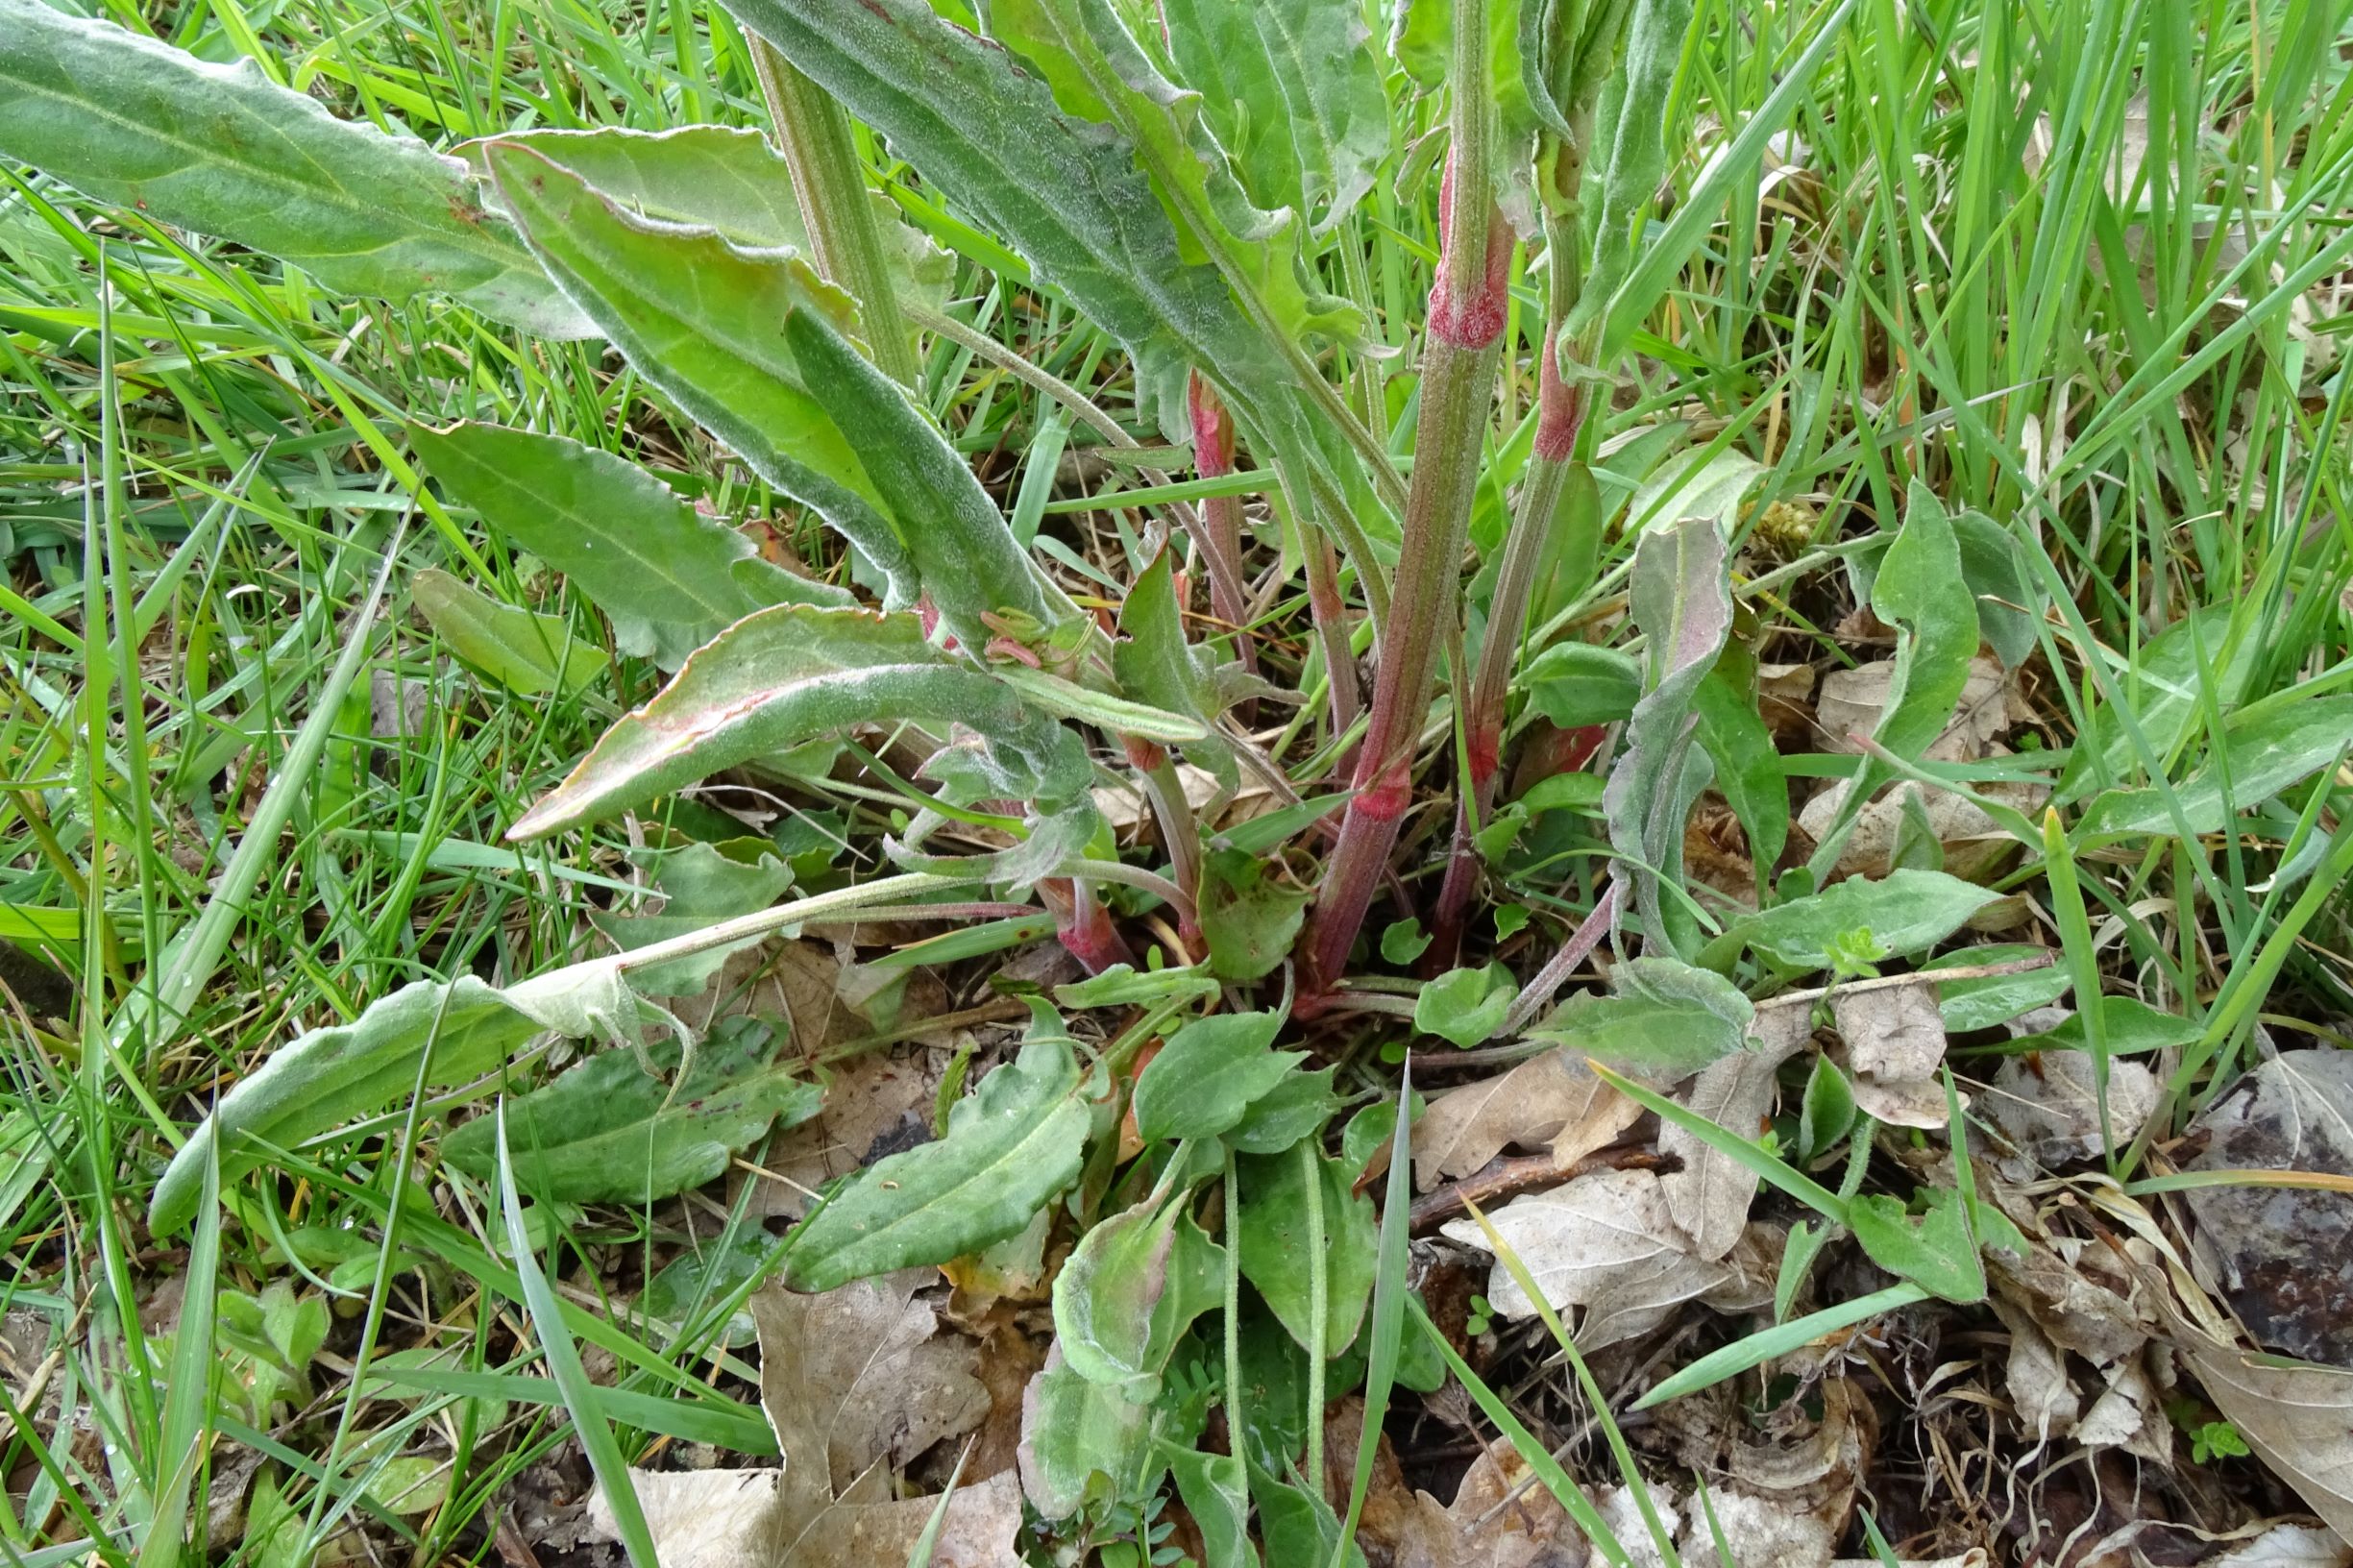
[482,139,1052,647]
[1950,511,2044,671]
[509,606,1088,840]
[1198,847,1310,981]
[411,569,606,698]
[588,842,795,998]
[1055,963,1224,1010]
[473,124,949,311]
[1633,1281,1929,1409]
[1808,483,1980,880]
[1692,646,1789,887]
[1718,870,2000,970]
[781,1009,1090,1291]
[1388,0,1542,216]
[1381,919,1434,966]
[1624,445,1766,538]
[1928,945,2071,1031]
[718,0,1290,434]
[1848,1189,1986,1303]
[2055,603,2261,805]
[1162,0,1387,234]
[1413,965,1518,1048]
[1527,956,1754,1080]
[1238,1144,1379,1356]
[2078,694,2353,838]
[991,663,1211,745]
[989,0,1360,349]
[0,0,584,335]
[443,1020,818,1203]
[1164,1445,1261,1568]
[1019,1350,1157,1519]
[1867,483,1980,759]
[1521,642,1641,729]
[1564,0,1693,345]
[409,421,846,669]
[1133,1011,1306,1142]
[890,800,1102,894]
[1223,1066,1344,1156]
[1605,518,1733,957]
[1797,1056,1856,1164]
[1112,546,1234,775]
[495,1115,661,1568]
[150,972,639,1235]
[1250,1461,1365,1568]
[1054,1181,1226,1398]
[2007,996,2198,1057]
[1774,1218,1829,1322]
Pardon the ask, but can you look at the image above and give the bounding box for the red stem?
[1186,373,1259,681]
[1429,339,1589,959]
[1301,187,1508,1005]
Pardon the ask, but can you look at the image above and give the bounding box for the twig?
[1409,1147,1675,1234]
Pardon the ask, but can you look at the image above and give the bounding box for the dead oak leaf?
[751,1272,988,1504]
[1831,981,1955,1130]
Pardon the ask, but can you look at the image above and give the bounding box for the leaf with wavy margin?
[0,0,584,334]
[510,606,1088,840]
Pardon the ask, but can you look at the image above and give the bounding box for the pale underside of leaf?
[0,0,586,334]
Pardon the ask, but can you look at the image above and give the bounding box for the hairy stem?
[1139,752,1205,943]
[1429,331,1588,955]
[751,40,919,387]
[1302,0,1507,1002]
[1188,373,1260,680]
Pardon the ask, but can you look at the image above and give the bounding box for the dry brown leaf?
[1831,981,1953,1129]
[2183,1049,2353,1368]
[751,1273,989,1503]
[1987,1049,2161,1167]
[776,1470,1024,1568]
[1797,774,2046,882]
[1323,1407,1588,1568]
[1413,1050,1640,1191]
[1442,1168,1730,1349]
[589,1465,1024,1568]
[1815,657,2009,760]
[1663,1013,1812,1261]
[2182,1336,2353,1542]
[1990,1297,2081,1440]
[1440,1167,1686,1314]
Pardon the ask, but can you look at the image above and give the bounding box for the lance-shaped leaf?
[888,799,1103,894]
[1564,0,1691,344]
[1806,482,1979,879]
[713,0,1287,432]
[1053,1181,1226,1398]
[589,842,795,998]
[1112,548,1238,785]
[149,965,655,1234]
[2079,693,2353,839]
[410,421,847,669]
[1132,1010,1305,1143]
[1158,0,1387,235]
[0,0,585,336]
[465,124,950,312]
[1525,956,1754,1081]
[1238,1143,1379,1355]
[1715,869,2001,970]
[1019,1348,1158,1520]
[440,1018,820,1203]
[990,0,1360,349]
[781,1006,1091,1291]
[509,607,1089,841]
[1604,518,1732,957]
[411,569,606,698]
[482,140,1050,647]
